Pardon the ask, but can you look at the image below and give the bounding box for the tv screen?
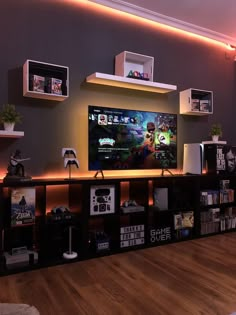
[88,105,177,170]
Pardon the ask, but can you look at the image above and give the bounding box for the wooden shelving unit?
[0,174,235,275]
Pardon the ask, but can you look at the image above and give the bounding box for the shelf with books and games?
[0,174,236,275]
[149,176,197,244]
[179,88,213,115]
[23,60,69,101]
[199,178,236,237]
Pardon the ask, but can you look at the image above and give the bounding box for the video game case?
[45,77,63,95]
[29,74,45,93]
[191,99,200,111]
[199,100,211,112]
[220,179,230,190]
[11,187,36,227]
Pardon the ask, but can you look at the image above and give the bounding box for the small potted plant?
[209,123,222,142]
[0,104,22,131]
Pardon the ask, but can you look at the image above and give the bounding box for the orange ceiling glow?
[64,0,235,50]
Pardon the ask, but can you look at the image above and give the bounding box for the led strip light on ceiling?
[87,0,236,48]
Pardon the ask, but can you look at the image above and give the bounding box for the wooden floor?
[1,233,236,315]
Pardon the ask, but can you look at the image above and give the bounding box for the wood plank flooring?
[1,233,236,315]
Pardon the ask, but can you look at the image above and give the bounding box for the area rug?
[0,303,40,315]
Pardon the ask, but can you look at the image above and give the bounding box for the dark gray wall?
[0,0,235,177]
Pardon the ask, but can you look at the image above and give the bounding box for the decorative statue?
[4,149,31,182]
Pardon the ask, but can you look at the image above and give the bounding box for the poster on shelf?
[11,187,36,227]
[90,184,115,216]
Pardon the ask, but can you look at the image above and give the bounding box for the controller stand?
[63,226,78,260]
[94,169,104,179]
[161,169,173,176]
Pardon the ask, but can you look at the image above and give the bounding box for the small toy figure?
[4,149,31,182]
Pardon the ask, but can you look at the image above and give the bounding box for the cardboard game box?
[11,187,36,227]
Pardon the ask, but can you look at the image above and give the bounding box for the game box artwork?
[88,105,177,170]
[11,187,36,227]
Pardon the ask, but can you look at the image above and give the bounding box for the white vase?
[212,135,219,142]
[4,122,15,132]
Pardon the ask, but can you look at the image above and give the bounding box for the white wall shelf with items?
[86,72,177,94]
[23,60,69,101]
[180,88,213,115]
[115,51,154,81]
[0,130,24,138]
[86,50,177,94]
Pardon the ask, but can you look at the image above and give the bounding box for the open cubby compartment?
[115,51,154,81]
[179,88,213,115]
[23,59,69,101]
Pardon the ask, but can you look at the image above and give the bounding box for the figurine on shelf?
[4,149,31,182]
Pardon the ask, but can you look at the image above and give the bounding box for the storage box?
[115,51,154,81]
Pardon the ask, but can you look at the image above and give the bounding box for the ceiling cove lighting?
[87,0,236,49]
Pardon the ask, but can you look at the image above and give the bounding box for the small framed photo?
[90,185,115,216]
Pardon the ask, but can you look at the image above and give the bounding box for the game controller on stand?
[47,205,73,222]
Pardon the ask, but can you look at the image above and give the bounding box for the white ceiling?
[120,0,236,39]
[92,0,236,44]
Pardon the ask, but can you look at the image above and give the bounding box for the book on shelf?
[209,208,220,222]
[200,190,219,206]
[219,189,234,203]
[220,179,230,190]
[11,187,36,227]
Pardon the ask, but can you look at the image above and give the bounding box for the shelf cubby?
[23,60,69,101]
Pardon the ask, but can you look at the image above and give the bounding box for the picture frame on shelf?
[90,184,115,216]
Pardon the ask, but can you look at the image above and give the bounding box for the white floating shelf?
[23,90,67,101]
[202,141,227,144]
[86,72,177,94]
[0,130,24,138]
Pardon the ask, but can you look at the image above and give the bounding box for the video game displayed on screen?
[88,105,177,170]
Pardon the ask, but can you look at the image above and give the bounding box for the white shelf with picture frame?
[23,59,69,101]
[180,88,213,115]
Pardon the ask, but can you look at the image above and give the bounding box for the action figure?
[4,149,31,182]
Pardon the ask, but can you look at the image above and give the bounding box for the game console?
[183,143,204,175]
[120,200,145,214]
[4,246,38,270]
[90,185,115,216]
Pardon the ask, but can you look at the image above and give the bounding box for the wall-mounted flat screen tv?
[88,105,177,170]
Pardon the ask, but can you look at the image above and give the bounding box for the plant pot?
[212,135,219,142]
[4,122,15,132]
